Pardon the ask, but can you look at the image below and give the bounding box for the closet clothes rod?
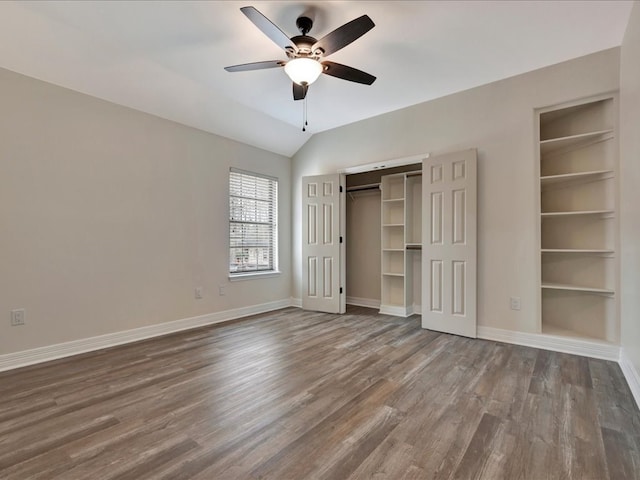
[346,184,380,192]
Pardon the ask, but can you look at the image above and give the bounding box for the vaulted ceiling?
[0,1,633,156]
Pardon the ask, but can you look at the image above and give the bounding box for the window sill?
[229,271,281,282]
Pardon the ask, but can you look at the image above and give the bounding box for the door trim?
[338,153,430,175]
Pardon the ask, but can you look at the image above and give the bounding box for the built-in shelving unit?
[538,95,618,343]
[380,172,422,317]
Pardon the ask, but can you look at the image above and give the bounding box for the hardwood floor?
[1,306,639,479]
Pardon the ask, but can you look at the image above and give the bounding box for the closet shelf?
[540,169,614,186]
[382,272,404,277]
[346,183,380,193]
[382,198,404,203]
[382,223,404,227]
[540,129,613,155]
[541,282,614,295]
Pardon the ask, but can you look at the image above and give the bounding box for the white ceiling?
[0,1,633,157]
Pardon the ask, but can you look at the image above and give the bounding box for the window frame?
[228,168,279,279]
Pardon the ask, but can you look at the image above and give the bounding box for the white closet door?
[422,149,477,338]
[302,174,345,313]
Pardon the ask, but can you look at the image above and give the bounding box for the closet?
[321,148,476,335]
[537,94,618,342]
[346,164,422,316]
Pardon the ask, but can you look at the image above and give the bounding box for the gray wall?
[620,3,640,376]
[346,190,381,304]
[0,67,291,355]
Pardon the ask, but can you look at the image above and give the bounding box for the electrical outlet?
[194,287,203,299]
[510,297,521,311]
[219,285,226,296]
[11,309,25,326]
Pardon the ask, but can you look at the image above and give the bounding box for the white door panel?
[422,149,477,337]
[302,174,345,313]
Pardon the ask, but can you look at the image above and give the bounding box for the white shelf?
[383,198,404,203]
[541,282,614,295]
[381,174,405,201]
[541,249,614,254]
[540,169,614,186]
[383,272,405,277]
[541,325,617,344]
[541,210,614,217]
[382,223,404,227]
[540,129,613,155]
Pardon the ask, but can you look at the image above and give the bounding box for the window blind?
[229,169,278,274]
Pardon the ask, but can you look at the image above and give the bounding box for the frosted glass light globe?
[284,58,323,85]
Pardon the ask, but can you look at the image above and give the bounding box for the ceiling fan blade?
[312,15,374,57]
[224,60,284,72]
[240,6,297,51]
[321,61,376,85]
[293,82,308,101]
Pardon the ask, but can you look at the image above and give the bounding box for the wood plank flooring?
[1,306,639,479]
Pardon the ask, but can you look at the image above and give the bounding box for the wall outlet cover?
[11,309,25,326]
[510,297,522,311]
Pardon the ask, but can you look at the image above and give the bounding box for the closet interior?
[346,163,423,317]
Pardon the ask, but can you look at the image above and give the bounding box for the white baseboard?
[379,304,412,317]
[620,348,640,410]
[346,296,380,308]
[292,297,418,316]
[0,298,293,372]
[477,326,620,361]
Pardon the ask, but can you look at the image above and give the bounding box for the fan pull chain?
[302,95,308,132]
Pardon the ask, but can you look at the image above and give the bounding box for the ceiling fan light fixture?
[284,58,323,86]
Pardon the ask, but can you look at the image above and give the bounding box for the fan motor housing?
[289,35,319,57]
[289,16,324,58]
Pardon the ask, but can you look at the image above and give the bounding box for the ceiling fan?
[224,6,376,102]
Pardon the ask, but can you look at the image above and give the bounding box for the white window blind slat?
[229,170,278,274]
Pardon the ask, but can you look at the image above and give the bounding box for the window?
[229,169,278,276]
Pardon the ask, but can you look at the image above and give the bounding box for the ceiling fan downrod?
[296,16,313,36]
